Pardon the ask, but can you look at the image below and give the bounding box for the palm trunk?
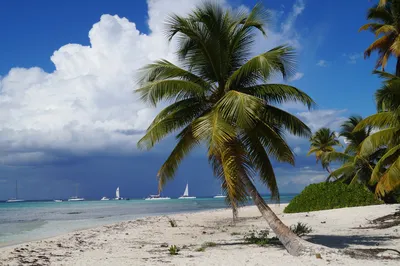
[396,57,400,77]
[242,176,306,256]
[326,166,331,174]
[232,206,238,224]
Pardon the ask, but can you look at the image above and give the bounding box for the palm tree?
[323,116,380,187]
[359,0,400,76]
[136,3,315,255]
[307,128,341,173]
[354,70,400,198]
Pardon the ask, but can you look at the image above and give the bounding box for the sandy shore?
[1,203,399,265]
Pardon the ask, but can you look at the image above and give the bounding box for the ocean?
[0,194,296,247]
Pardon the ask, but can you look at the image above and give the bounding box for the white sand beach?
[1,204,399,266]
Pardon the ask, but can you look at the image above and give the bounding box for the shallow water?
[0,195,296,247]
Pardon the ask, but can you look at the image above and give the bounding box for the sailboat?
[178,183,196,199]
[213,186,226,199]
[68,184,84,201]
[6,180,24,203]
[115,187,123,200]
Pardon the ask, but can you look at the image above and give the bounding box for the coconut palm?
[307,128,341,173]
[323,116,380,187]
[354,71,400,198]
[136,3,315,255]
[359,0,400,75]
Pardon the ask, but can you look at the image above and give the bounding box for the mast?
[15,180,18,199]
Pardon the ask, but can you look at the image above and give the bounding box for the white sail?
[116,187,120,198]
[183,183,189,197]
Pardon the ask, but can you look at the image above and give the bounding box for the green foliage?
[290,222,312,237]
[284,182,382,213]
[136,1,314,209]
[168,245,180,255]
[244,229,270,246]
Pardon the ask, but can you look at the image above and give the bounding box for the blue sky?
[0,0,389,200]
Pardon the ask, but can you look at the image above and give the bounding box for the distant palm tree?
[307,128,341,173]
[359,0,400,75]
[136,2,314,255]
[323,116,378,186]
[340,115,372,155]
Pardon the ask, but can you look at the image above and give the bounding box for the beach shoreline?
[1,204,400,265]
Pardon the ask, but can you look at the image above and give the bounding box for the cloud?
[316,60,328,67]
[0,0,308,165]
[343,53,363,64]
[276,167,327,192]
[293,146,302,154]
[289,72,304,82]
[297,109,347,132]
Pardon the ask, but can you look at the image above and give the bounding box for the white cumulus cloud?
[0,0,310,165]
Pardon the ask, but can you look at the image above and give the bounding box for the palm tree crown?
[307,128,341,172]
[136,2,314,255]
[360,0,400,75]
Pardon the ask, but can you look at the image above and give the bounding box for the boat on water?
[100,196,110,201]
[213,186,226,199]
[68,184,84,201]
[54,199,63,202]
[6,180,24,203]
[115,187,123,200]
[178,183,196,199]
[68,196,85,201]
[145,193,171,200]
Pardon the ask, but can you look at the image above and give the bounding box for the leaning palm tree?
[359,0,400,75]
[307,128,341,173]
[136,3,315,255]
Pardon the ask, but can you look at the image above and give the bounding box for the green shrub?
[290,222,312,237]
[284,182,382,213]
[244,230,270,246]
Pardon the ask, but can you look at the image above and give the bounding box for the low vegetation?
[284,182,382,213]
[244,230,270,246]
[168,219,177,228]
[290,222,312,237]
[168,245,180,255]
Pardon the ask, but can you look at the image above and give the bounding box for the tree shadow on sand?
[305,234,400,249]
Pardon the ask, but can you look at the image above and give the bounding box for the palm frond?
[239,83,315,109]
[135,80,206,106]
[375,155,400,197]
[262,105,311,138]
[359,128,396,157]
[226,45,296,89]
[158,125,199,189]
[370,144,400,185]
[327,162,355,181]
[137,99,206,150]
[216,90,264,129]
[242,132,279,200]
[355,112,399,130]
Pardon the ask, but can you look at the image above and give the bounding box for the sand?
[1,203,399,265]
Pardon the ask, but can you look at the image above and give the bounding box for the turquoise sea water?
[0,194,296,247]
